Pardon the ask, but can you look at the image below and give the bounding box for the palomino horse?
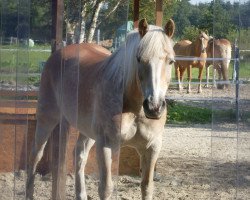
[26,18,175,200]
[174,32,209,93]
[205,38,232,89]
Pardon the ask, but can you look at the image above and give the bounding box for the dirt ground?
[0,83,249,199]
[0,124,249,200]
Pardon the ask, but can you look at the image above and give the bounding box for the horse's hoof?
[153,172,163,182]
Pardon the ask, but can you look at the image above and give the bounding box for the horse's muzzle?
[143,98,166,119]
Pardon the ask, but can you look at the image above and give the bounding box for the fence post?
[234,41,240,123]
[97,29,100,45]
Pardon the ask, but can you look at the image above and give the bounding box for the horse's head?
[197,31,209,53]
[136,19,175,119]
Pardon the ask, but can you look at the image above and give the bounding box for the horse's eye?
[137,56,141,63]
[169,59,175,65]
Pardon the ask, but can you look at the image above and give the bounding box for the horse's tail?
[50,117,70,199]
[219,44,232,89]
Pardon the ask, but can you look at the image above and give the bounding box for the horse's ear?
[139,18,148,38]
[164,19,175,38]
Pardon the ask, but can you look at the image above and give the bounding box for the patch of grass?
[167,102,212,124]
[212,109,236,122]
[171,61,250,81]
[166,101,250,125]
[0,45,50,73]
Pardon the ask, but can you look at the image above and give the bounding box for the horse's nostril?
[143,99,149,110]
[143,99,165,112]
[155,100,165,112]
[143,98,166,119]
[162,100,166,108]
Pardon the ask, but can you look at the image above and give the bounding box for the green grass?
[167,102,212,124]
[171,61,250,82]
[238,61,250,79]
[0,45,50,73]
[167,102,250,125]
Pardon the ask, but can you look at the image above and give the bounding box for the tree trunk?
[86,1,102,43]
[78,7,87,43]
[66,21,76,45]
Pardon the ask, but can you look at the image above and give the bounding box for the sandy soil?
[0,124,249,200]
[0,83,249,199]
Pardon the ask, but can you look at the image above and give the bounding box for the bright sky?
[189,0,241,4]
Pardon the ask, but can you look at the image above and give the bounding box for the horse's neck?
[192,40,204,57]
[123,80,143,113]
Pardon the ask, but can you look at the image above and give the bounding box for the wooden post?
[155,0,163,27]
[51,0,64,52]
[134,0,140,28]
[51,0,67,199]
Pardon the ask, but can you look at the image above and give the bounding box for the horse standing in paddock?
[174,32,209,93]
[205,38,232,89]
[26,18,175,200]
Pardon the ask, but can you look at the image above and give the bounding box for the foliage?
[1,0,250,43]
[172,0,192,38]
[181,26,199,41]
[128,0,179,25]
[98,0,129,40]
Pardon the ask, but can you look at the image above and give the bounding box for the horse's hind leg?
[26,112,59,200]
[75,134,95,200]
[205,65,210,87]
[198,66,204,93]
[51,118,70,200]
[187,65,192,93]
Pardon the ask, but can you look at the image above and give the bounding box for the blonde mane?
[101,25,174,92]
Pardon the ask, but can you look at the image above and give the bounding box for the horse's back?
[217,39,231,47]
[174,40,193,60]
[174,40,192,54]
[206,39,231,68]
[38,43,111,129]
[174,40,192,67]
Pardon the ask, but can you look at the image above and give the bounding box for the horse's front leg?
[187,65,192,93]
[96,137,116,200]
[139,140,162,200]
[198,65,204,93]
[205,65,209,87]
[175,65,182,91]
[75,134,95,200]
[213,66,217,88]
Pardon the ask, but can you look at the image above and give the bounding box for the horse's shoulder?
[218,39,231,47]
[181,40,192,44]
[174,40,192,48]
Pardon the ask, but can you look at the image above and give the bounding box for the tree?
[172,0,192,38]
[211,0,236,38]
[64,0,128,44]
[31,0,51,42]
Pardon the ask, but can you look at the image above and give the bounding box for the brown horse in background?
[205,38,232,89]
[174,32,209,93]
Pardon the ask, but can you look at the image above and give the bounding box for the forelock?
[137,25,174,62]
